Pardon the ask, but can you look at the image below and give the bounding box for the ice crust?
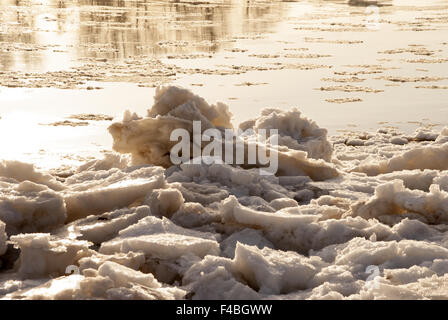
[1,87,448,300]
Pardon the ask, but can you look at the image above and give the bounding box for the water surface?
[1,0,447,168]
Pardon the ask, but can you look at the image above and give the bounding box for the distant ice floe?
[1,86,448,299]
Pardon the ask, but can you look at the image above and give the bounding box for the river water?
[0,0,447,169]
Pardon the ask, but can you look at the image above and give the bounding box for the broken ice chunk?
[64,167,165,222]
[99,216,220,259]
[10,233,92,278]
[0,180,66,235]
[57,206,152,244]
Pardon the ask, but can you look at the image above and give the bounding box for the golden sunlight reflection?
[0,110,103,169]
[0,112,52,158]
[0,0,287,71]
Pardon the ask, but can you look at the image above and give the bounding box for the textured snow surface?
[1,86,448,299]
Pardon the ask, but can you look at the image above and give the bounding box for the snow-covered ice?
[1,86,448,300]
